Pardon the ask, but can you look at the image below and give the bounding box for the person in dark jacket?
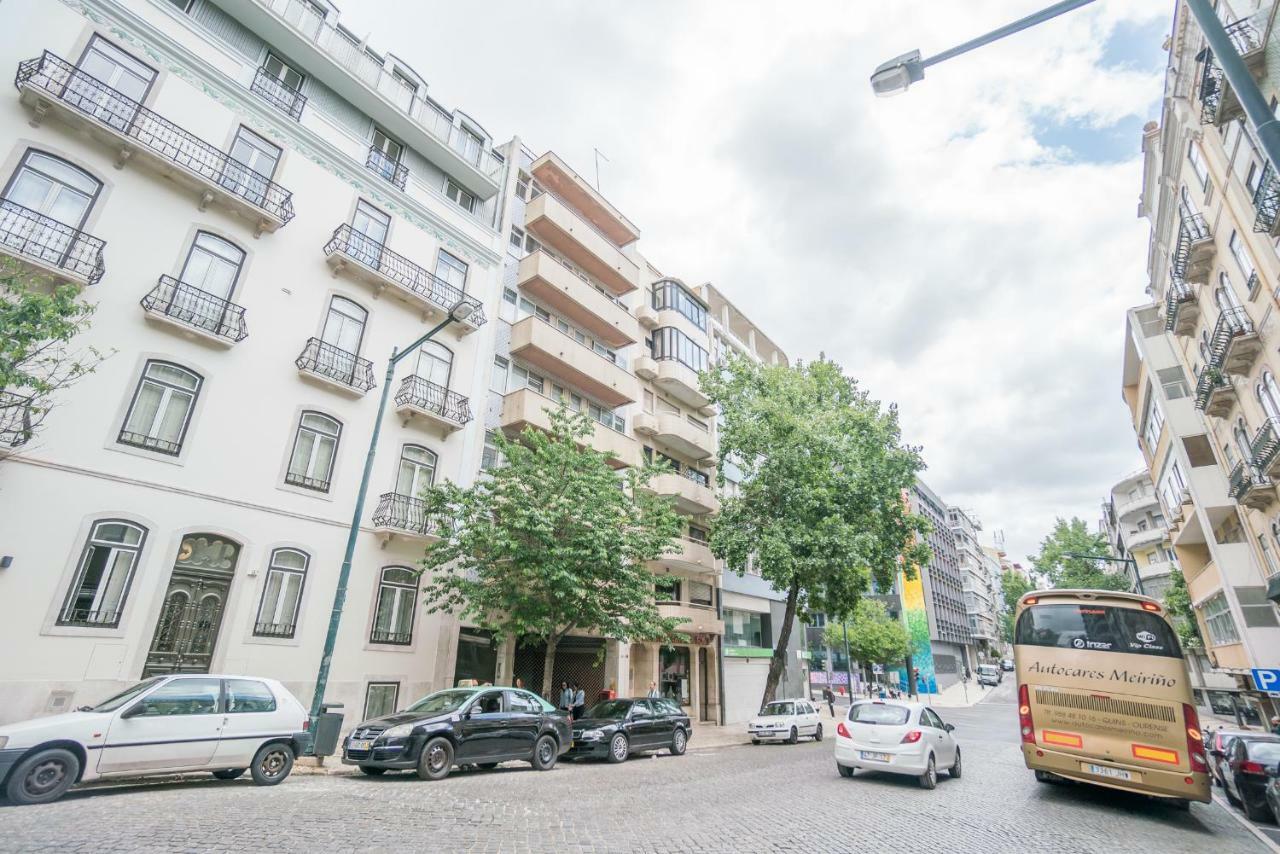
[822,686,835,716]
[572,683,586,720]
[559,681,573,712]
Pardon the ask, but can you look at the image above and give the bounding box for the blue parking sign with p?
[1252,668,1280,692]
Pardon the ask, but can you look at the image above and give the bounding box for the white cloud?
[348,0,1167,560]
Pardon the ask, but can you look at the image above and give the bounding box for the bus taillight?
[1183,703,1208,773]
[1018,683,1035,744]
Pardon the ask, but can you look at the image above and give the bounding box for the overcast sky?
[346,1,1169,562]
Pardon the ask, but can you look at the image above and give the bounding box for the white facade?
[947,505,998,654]
[1100,468,1179,600]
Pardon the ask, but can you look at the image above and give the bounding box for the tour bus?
[1013,589,1210,808]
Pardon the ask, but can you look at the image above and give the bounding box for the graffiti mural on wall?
[890,565,938,695]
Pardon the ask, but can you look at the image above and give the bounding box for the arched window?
[58,519,147,627]
[118,360,203,455]
[179,231,245,301]
[415,340,453,388]
[396,444,437,496]
[322,296,367,356]
[2,150,101,230]
[1216,273,1242,313]
[254,548,308,638]
[1259,372,1280,422]
[286,411,341,492]
[1234,419,1254,466]
[371,566,416,645]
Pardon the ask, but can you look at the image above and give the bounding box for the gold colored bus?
[1013,589,1211,807]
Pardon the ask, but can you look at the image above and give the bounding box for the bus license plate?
[1083,763,1133,781]
[349,739,372,752]
[860,751,890,762]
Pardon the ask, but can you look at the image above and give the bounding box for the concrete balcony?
[1164,279,1199,337]
[647,471,719,516]
[1194,370,1235,418]
[500,387,639,468]
[0,200,104,287]
[1123,527,1166,551]
[516,251,639,347]
[530,152,640,247]
[140,276,247,346]
[393,375,471,436]
[524,192,640,295]
[1250,418,1280,479]
[1170,214,1213,284]
[656,601,724,635]
[1114,491,1159,522]
[371,492,451,543]
[509,316,639,406]
[633,356,711,410]
[633,412,714,461]
[1228,461,1275,512]
[1209,307,1260,377]
[1200,19,1267,129]
[653,537,717,577]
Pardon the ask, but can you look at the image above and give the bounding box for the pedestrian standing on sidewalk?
[559,681,573,713]
[572,683,586,720]
[1271,715,1280,736]
[822,686,835,717]
[646,681,659,699]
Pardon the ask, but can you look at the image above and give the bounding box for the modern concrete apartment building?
[947,505,999,661]
[1099,469,1179,600]
[909,479,973,688]
[1120,0,1280,725]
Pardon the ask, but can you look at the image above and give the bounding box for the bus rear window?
[1014,604,1180,658]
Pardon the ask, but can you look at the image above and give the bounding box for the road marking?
[1212,792,1280,854]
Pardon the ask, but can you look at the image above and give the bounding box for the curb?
[1211,793,1280,854]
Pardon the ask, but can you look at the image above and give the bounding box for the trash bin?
[312,702,345,757]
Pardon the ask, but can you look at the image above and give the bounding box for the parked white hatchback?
[0,674,311,805]
[748,699,824,744]
[833,699,961,789]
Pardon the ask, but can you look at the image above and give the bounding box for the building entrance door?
[699,646,709,722]
[143,534,240,677]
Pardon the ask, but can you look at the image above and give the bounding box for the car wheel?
[751,738,760,745]
[949,747,962,779]
[787,727,798,745]
[250,742,294,786]
[5,748,80,805]
[531,734,558,771]
[358,765,386,776]
[918,755,937,790]
[211,768,246,780]
[671,728,688,756]
[1243,795,1273,823]
[837,763,854,778]
[417,737,455,781]
[814,724,824,743]
[607,733,629,764]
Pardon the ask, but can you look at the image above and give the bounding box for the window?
[263,53,304,93]
[659,646,689,705]
[223,127,281,205]
[349,200,390,267]
[320,295,368,376]
[651,327,709,372]
[371,566,416,644]
[371,127,403,166]
[724,609,767,647]
[131,677,221,716]
[286,411,341,492]
[509,225,526,255]
[166,0,195,11]
[76,35,156,127]
[1157,366,1189,400]
[119,361,202,455]
[415,340,453,388]
[226,679,276,713]
[364,682,399,719]
[1202,592,1241,646]
[643,390,655,414]
[1229,232,1257,283]
[1187,141,1209,189]
[59,520,146,627]
[507,691,542,713]
[3,150,102,231]
[1258,534,1280,578]
[500,287,518,323]
[480,430,503,471]
[687,524,709,544]
[655,576,681,602]
[515,170,532,201]
[1246,161,1262,196]
[1259,372,1280,422]
[490,356,510,394]
[688,580,714,606]
[179,231,244,302]
[450,125,484,166]
[1140,387,1164,452]
[435,249,468,293]
[254,548,307,638]
[396,444,436,496]
[444,179,476,213]
[651,280,709,331]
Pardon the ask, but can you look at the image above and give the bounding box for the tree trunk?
[541,636,559,700]
[762,577,800,707]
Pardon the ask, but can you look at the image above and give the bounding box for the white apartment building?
[1099,469,1180,600]
[947,505,998,661]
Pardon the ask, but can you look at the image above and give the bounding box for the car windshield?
[761,702,795,716]
[977,666,998,674]
[406,689,477,715]
[849,703,911,725]
[90,677,164,712]
[583,700,632,719]
[1015,603,1181,658]
[1248,742,1280,762]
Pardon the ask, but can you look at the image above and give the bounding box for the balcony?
[1252,160,1280,237]
[633,356,712,411]
[1170,214,1213,284]
[508,316,639,406]
[656,601,724,635]
[213,0,501,199]
[529,152,640,247]
[1114,490,1159,521]
[524,192,640,294]
[0,392,34,449]
[516,251,640,347]
[500,386,639,468]
[1194,368,1235,417]
[249,66,306,121]
[295,337,375,395]
[1207,306,1260,376]
[1199,21,1266,127]
[1164,279,1199,336]
[647,470,719,516]
[394,375,471,434]
[371,492,451,542]
[1251,418,1280,479]
[323,225,485,333]
[140,276,248,345]
[633,411,714,461]
[653,536,717,577]
[1124,527,1166,551]
[365,146,408,191]
[1229,460,1275,511]
[17,52,295,234]
[0,200,104,287]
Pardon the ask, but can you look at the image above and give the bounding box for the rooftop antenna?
[593,147,609,191]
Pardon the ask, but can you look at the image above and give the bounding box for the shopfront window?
[660,646,690,705]
[724,608,767,648]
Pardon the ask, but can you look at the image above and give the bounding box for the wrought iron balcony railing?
[394,375,472,424]
[1208,305,1254,366]
[369,628,412,645]
[1171,213,1210,280]
[57,608,121,627]
[253,621,296,638]
[295,337,376,392]
[1200,51,1225,125]
[1251,418,1280,474]
[0,199,105,285]
[0,391,34,448]
[372,491,453,538]
[365,146,408,190]
[1253,160,1280,234]
[140,275,248,342]
[1226,18,1263,55]
[250,66,306,121]
[284,470,330,492]
[682,467,711,488]
[1163,278,1195,331]
[1228,459,1271,501]
[323,224,486,325]
[117,429,182,456]
[16,52,295,225]
[1194,369,1230,412]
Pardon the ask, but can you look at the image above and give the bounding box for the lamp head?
[870,50,924,97]
[448,300,477,323]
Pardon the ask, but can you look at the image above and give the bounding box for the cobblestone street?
[0,688,1271,853]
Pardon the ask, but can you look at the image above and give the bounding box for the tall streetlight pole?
[308,300,477,729]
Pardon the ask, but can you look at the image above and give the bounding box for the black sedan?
[566,697,691,763]
[341,687,571,780]
[1223,736,1280,822]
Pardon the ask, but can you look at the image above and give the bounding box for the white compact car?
[0,674,310,805]
[833,699,960,789]
[748,699,824,744]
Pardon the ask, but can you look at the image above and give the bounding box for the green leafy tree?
[702,354,931,707]
[823,599,910,686]
[0,263,105,448]
[1028,517,1131,591]
[998,568,1034,644]
[417,406,684,697]
[1163,568,1203,651]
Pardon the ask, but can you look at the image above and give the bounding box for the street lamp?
[1061,552,1145,597]
[308,299,477,730]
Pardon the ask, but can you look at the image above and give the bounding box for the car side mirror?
[944,723,955,733]
[119,703,145,719]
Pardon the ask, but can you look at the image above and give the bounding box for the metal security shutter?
[723,658,770,724]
